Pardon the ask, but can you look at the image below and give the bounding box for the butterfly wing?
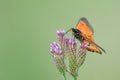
[87,43,102,54]
[87,42,106,54]
[75,17,105,54]
[81,34,106,54]
[76,17,94,36]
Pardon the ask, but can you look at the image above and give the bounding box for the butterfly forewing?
[76,17,94,36]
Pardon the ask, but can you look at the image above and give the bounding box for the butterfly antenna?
[64,28,72,35]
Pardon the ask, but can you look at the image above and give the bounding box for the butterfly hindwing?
[81,35,106,54]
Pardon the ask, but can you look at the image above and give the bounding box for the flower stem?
[63,74,67,80]
[74,77,77,80]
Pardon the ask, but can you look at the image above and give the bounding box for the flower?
[57,30,65,45]
[76,43,88,68]
[50,42,62,55]
[50,42,66,75]
[50,30,88,80]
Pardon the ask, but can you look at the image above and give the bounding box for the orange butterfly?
[71,17,105,54]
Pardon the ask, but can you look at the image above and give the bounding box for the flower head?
[50,42,62,55]
[50,30,88,78]
[50,42,66,75]
[57,30,65,36]
[80,43,89,48]
[57,30,65,44]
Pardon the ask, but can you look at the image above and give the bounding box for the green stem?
[63,74,67,80]
[74,77,77,80]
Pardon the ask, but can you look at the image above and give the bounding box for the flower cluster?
[50,30,88,80]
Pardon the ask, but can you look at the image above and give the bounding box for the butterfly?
[71,17,105,54]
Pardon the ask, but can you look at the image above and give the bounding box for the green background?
[0,0,120,80]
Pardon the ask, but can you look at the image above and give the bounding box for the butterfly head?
[71,28,82,40]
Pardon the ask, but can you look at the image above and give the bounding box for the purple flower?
[80,43,89,48]
[57,30,65,36]
[57,30,65,44]
[68,39,77,51]
[62,36,77,54]
[50,42,62,55]
[50,41,66,75]
[50,30,88,78]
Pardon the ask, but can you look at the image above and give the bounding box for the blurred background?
[0,0,120,80]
